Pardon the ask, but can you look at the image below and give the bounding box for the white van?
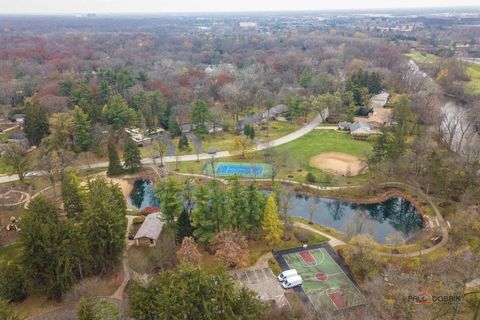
[278,269,298,282]
[282,275,303,289]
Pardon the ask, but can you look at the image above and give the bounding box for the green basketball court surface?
[275,245,366,313]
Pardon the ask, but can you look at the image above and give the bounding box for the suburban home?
[180,121,223,134]
[337,121,378,140]
[134,212,164,247]
[125,127,165,146]
[261,104,288,121]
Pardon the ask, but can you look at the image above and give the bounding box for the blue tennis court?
[217,164,263,176]
[204,162,272,178]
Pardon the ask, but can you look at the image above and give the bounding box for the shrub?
[305,172,316,183]
[294,230,309,243]
[141,206,160,216]
[132,216,145,225]
[0,262,26,303]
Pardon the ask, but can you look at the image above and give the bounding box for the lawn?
[465,63,480,94]
[255,120,303,143]
[172,131,373,185]
[405,51,438,64]
[406,51,480,94]
[272,130,371,159]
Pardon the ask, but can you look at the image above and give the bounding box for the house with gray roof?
[261,104,288,120]
[337,121,377,140]
[134,212,164,247]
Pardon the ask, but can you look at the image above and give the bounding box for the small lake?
[128,179,424,243]
[287,194,424,243]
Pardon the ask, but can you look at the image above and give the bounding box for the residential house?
[261,104,288,121]
[134,212,164,247]
[337,121,378,140]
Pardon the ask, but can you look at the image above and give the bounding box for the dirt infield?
[309,152,367,176]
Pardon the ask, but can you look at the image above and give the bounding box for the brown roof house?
[134,212,164,247]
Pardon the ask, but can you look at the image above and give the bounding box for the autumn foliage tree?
[214,232,249,268]
[177,237,202,266]
[229,136,256,158]
[262,193,283,245]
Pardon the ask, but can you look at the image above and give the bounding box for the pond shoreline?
[258,183,427,221]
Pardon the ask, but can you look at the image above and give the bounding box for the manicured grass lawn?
[405,51,438,64]
[466,63,480,94]
[172,131,373,186]
[272,130,372,159]
[255,120,302,143]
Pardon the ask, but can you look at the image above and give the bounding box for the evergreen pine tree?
[191,185,217,244]
[176,209,194,243]
[262,193,283,244]
[107,141,123,176]
[73,106,93,152]
[168,116,182,137]
[23,103,49,146]
[61,167,84,218]
[123,138,142,173]
[178,134,190,150]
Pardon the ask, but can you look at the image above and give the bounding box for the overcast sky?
[1,0,479,14]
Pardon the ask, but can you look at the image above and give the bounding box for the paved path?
[110,215,136,300]
[292,222,346,247]
[0,114,323,184]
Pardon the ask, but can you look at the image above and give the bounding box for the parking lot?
[230,268,288,307]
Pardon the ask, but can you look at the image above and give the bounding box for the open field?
[465,63,480,94]
[170,130,373,185]
[406,51,480,94]
[405,52,438,64]
[275,245,366,313]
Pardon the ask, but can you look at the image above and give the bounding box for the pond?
[128,179,425,243]
[287,194,424,244]
[127,179,160,210]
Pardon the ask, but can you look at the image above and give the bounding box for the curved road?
[0,114,323,184]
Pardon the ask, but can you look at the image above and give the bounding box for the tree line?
[0,171,126,301]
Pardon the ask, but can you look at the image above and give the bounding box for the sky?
[0,0,479,14]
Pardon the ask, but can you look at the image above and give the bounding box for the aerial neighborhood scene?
[0,0,480,319]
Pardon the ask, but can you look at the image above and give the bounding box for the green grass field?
[173,130,373,185]
[406,51,480,94]
[466,63,480,94]
[405,51,439,64]
[283,248,366,312]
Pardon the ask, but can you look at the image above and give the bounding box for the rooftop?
[134,212,164,240]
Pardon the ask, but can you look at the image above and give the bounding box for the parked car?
[278,269,298,282]
[282,275,303,289]
[25,171,39,177]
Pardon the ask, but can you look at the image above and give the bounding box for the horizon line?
[1,5,480,16]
